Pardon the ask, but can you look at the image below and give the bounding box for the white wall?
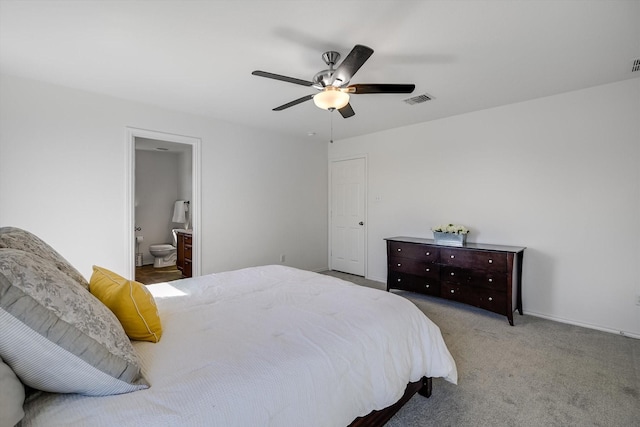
[135,149,183,265]
[0,74,329,278]
[2,73,637,336]
[329,78,640,337]
[177,150,192,206]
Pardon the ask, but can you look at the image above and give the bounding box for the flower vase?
[433,231,467,247]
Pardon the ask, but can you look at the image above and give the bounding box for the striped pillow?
[0,249,148,395]
[0,354,24,427]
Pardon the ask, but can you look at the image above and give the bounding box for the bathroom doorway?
[134,138,190,283]
[125,128,201,282]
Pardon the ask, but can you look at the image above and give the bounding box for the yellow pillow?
[89,266,162,343]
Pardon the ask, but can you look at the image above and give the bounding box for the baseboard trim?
[525,310,640,340]
[366,275,386,284]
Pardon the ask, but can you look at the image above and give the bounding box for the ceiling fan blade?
[338,103,355,118]
[347,83,416,94]
[331,45,374,87]
[252,70,314,87]
[273,94,315,111]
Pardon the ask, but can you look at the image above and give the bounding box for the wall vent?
[403,93,433,105]
[632,58,640,73]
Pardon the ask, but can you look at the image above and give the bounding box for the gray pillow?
[0,249,148,396]
[0,354,24,427]
[0,227,89,290]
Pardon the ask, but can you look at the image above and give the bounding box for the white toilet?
[149,229,186,268]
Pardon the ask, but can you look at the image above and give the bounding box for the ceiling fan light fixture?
[313,87,350,110]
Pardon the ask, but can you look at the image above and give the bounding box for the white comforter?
[22,265,457,427]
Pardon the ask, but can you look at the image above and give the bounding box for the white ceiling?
[1,1,638,142]
[135,137,191,153]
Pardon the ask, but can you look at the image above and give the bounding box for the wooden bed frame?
[348,377,432,427]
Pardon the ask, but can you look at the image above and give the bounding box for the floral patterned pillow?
[0,249,148,395]
[0,227,89,290]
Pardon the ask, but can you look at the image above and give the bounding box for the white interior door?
[330,157,366,276]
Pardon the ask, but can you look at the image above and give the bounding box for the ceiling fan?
[252,44,415,118]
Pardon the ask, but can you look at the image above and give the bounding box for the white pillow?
[0,354,25,427]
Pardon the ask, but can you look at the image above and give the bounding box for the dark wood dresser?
[385,236,525,325]
[176,231,192,278]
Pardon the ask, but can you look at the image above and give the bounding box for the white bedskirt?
[22,265,457,426]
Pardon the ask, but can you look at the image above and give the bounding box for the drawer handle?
[450,272,455,276]
[450,289,455,294]
[397,263,402,267]
[488,297,493,301]
[397,248,402,252]
[488,259,493,264]
[425,268,430,272]
[397,278,402,282]
[425,284,430,288]
[425,252,430,256]
[488,278,493,282]
[450,255,455,259]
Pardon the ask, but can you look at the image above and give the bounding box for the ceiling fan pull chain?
[330,110,334,143]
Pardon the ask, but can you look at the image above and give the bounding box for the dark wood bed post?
[348,377,432,427]
[418,376,432,398]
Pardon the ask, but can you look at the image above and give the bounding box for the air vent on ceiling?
[403,93,432,105]
[632,58,640,73]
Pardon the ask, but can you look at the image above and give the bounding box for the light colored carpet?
[321,271,640,427]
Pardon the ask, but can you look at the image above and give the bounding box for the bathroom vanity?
[176,231,192,278]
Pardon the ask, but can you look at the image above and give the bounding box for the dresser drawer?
[412,276,440,296]
[388,272,414,292]
[474,289,507,315]
[389,242,439,261]
[468,271,507,290]
[441,268,507,291]
[440,266,469,285]
[442,284,507,316]
[440,249,507,272]
[389,257,439,279]
[441,283,471,304]
[388,272,440,296]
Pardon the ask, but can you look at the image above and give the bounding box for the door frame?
[125,127,202,280]
[328,154,368,277]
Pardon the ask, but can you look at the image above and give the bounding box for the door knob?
[359,221,364,226]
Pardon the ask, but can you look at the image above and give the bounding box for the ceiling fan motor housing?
[314,51,346,88]
[322,51,341,66]
[313,70,333,88]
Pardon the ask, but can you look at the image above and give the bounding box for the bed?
[0,228,457,427]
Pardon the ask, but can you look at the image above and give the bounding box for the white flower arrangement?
[432,223,469,235]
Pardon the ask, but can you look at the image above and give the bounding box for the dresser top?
[385,236,525,253]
